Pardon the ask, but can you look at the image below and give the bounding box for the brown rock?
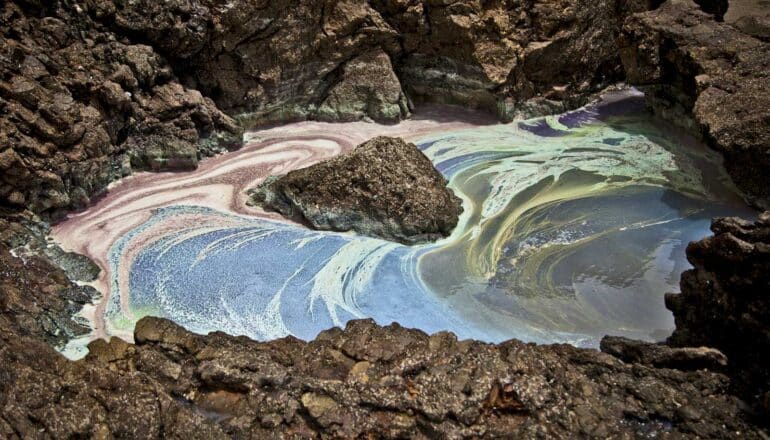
[249,136,462,244]
[666,213,770,415]
[600,336,728,370]
[0,0,243,217]
[619,0,770,209]
[316,50,410,123]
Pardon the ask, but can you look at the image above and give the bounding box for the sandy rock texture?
[250,136,462,244]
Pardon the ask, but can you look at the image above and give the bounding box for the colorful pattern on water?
[75,92,756,355]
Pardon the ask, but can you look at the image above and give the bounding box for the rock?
[600,336,728,370]
[694,0,729,20]
[734,14,770,42]
[129,137,200,172]
[1,0,769,437]
[0,0,243,218]
[249,136,462,244]
[619,0,770,209]
[301,393,340,426]
[316,50,410,123]
[0,213,96,349]
[1,203,769,439]
[86,0,656,123]
[5,315,755,438]
[665,212,770,416]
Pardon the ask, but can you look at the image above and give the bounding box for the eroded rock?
[87,0,656,122]
[619,0,770,209]
[249,136,462,244]
[0,0,243,218]
[600,336,728,370]
[666,212,770,415]
[316,50,410,124]
[62,316,763,438]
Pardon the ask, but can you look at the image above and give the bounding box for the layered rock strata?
[249,136,462,244]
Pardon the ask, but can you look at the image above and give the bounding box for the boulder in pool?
[248,136,462,244]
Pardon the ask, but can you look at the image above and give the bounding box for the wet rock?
[666,213,770,416]
[249,136,462,244]
[0,212,95,348]
[619,0,770,209]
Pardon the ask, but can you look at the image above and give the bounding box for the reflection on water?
[107,92,753,348]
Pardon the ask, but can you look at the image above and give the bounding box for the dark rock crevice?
[666,213,770,417]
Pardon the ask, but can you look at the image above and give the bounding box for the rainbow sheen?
[100,93,753,348]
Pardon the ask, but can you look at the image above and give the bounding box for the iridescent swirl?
[54,92,753,358]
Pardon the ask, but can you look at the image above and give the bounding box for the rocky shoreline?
[2,214,769,437]
[2,0,768,214]
[1,0,769,437]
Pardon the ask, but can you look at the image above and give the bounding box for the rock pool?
[54,91,753,357]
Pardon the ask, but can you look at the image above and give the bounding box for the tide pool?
[64,92,754,354]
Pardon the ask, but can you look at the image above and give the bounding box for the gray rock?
[600,335,728,370]
[316,50,410,123]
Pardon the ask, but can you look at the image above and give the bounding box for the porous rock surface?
[1,311,765,439]
[250,136,462,244]
[666,213,770,415]
[0,0,243,218]
[619,0,770,209]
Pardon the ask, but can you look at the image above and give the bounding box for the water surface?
[54,92,753,357]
